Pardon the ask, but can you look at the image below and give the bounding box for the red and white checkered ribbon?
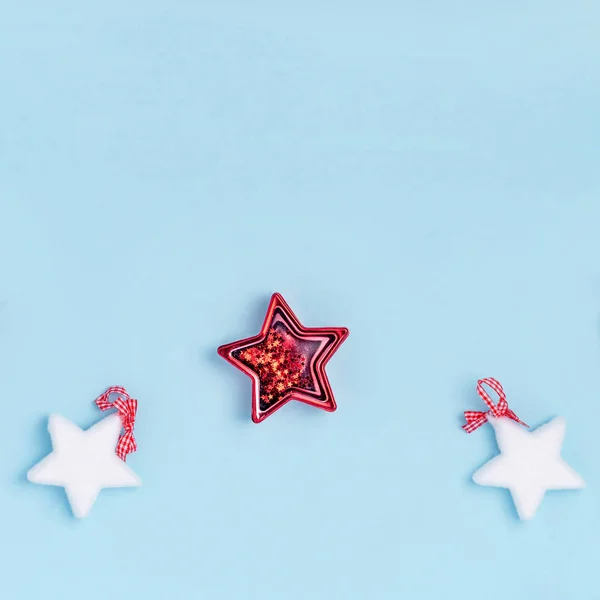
[95,386,138,461]
[462,378,528,433]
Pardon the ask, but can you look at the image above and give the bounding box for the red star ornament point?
[218,293,349,423]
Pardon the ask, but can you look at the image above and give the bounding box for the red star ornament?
[218,293,349,423]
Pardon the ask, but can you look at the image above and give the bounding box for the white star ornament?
[28,414,141,518]
[473,415,584,520]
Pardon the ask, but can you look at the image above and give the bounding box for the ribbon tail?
[116,430,137,461]
[506,409,529,429]
[462,413,488,433]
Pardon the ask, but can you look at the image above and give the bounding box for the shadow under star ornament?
[463,378,584,520]
[218,293,349,423]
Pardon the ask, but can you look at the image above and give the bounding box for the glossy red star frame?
[217,293,349,423]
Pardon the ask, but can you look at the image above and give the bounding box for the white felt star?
[473,415,584,520]
[28,413,141,518]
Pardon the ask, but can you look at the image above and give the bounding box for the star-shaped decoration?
[218,293,349,423]
[473,414,585,520]
[28,414,141,518]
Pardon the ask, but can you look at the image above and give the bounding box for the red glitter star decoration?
[218,293,349,423]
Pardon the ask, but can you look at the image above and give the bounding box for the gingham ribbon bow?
[95,386,138,460]
[462,378,528,433]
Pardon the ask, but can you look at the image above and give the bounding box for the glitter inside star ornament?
[27,387,141,518]
[463,378,585,520]
[218,293,349,423]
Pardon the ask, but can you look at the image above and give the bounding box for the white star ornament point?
[28,414,141,518]
[472,415,584,520]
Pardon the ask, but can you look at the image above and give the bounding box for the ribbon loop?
[462,378,528,433]
[95,386,138,460]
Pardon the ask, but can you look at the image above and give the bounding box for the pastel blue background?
[1,1,599,598]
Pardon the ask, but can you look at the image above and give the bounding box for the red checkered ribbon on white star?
[95,386,138,460]
[462,378,528,433]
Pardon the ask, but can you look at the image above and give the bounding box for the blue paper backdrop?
[1,1,599,598]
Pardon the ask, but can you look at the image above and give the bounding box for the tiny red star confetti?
[218,293,349,423]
